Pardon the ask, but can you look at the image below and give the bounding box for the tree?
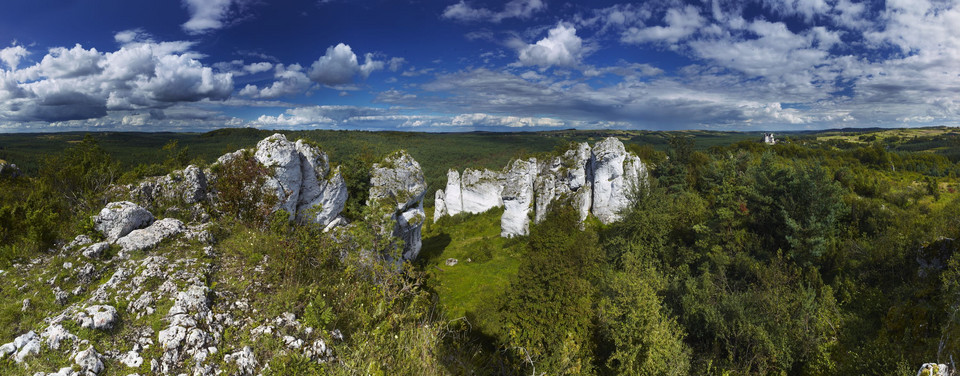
[501,206,601,374]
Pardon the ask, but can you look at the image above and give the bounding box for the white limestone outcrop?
[369,150,428,260]
[212,133,348,228]
[501,158,538,237]
[460,169,505,214]
[591,137,646,224]
[434,137,647,235]
[444,170,463,216]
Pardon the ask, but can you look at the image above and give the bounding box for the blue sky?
[1,0,959,132]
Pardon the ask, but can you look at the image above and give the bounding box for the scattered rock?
[74,346,104,374]
[21,298,30,312]
[225,346,258,375]
[3,331,41,362]
[67,234,93,249]
[93,201,155,242]
[80,242,109,259]
[41,324,77,350]
[120,350,143,368]
[75,305,118,330]
[445,258,458,266]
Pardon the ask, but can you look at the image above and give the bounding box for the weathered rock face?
[210,134,348,228]
[460,169,505,214]
[591,137,645,224]
[295,140,348,226]
[254,134,307,217]
[443,170,463,216]
[94,201,155,242]
[433,190,446,222]
[434,137,646,234]
[501,158,538,238]
[369,151,428,260]
[534,142,593,224]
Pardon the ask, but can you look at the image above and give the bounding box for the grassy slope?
[419,208,526,338]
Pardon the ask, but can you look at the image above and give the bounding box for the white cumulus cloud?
[308,43,385,85]
[0,45,29,71]
[181,0,245,34]
[515,23,583,68]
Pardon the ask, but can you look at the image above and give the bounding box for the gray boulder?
[501,158,538,237]
[93,201,155,242]
[369,150,428,260]
[115,218,185,253]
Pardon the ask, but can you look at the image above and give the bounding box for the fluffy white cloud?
[0,37,234,124]
[239,64,311,98]
[621,5,704,44]
[515,23,583,68]
[308,43,384,85]
[244,62,273,74]
[443,0,544,23]
[181,0,245,34]
[0,45,29,70]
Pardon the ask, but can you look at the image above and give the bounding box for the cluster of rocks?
[87,201,209,256]
[434,137,648,237]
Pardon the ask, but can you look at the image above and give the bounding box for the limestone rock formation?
[433,190,446,222]
[434,137,647,234]
[591,137,646,224]
[460,168,505,214]
[93,201,155,242]
[294,140,348,226]
[501,158,538,237]
[534,142,593,224]
[369,150,427,260]
[444,170,463,216]
[211,133,348,228]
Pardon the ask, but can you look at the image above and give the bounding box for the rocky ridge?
[434,137,648,237]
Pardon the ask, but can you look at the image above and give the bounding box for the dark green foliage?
[501,207,601,374]
[210,151,278,225]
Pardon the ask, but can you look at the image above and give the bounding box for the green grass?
[419,207,525,338]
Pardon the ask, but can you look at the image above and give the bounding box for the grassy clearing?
[419,207,525,338]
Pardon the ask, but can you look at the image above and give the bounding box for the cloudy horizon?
[1,0,959,133]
